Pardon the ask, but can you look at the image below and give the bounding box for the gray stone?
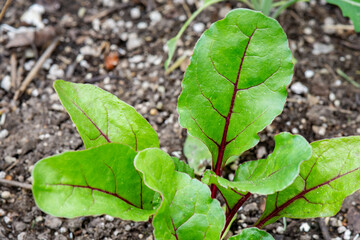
[1,75,11,91]
[126,33,143,51]
[312,42,334,55]
[45,215,62,229]
[14,222,26,231]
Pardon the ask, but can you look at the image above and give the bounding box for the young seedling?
[33,9,360,239]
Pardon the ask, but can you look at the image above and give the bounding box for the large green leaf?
[229,228,274,240]
[54,80,159,150]
[177,9,293,175]
[203,133,311,195]
[256,136,360,228]
[33,143,157,221]
[135,148,225,240]
[326,0,360,32]
[184,134,212,175]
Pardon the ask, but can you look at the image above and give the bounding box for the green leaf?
[54,80,159,150]
[172,157,195,178]
[135,148,225,240]
[32,143,157,221]
[177,9,294,174]
[326,0,360,32]
[256,136,360,228]
[203,133,311,195]
[164,0,224,70]
[184,134,212,175]
[229,228,274,240]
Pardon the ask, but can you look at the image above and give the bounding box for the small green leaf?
[256,136,360,228]
[203,133,311,195]
[326,0,360,32]
[54,80,159,150]
[178,9,294,173]
[33,143,157,221]
[184,134,212,175]
[229,228,274,240]
[135,149,225,240]
[172,157,195,178]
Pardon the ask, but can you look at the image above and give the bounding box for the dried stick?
[13,37,60,101]
[0,179,32,190]
[0,0,13,22]
[10,52,17,89]
[318,218,331,240]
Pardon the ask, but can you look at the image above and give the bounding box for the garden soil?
[1,0,360,239]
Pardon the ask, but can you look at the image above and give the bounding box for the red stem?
[220,192,252,238]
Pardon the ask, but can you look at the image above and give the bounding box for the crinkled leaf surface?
[326,0,360,32]
[172,157,195,178]
[54,80,159,150]
[178,9,293,173]
[256,136,360,228]
[229,228,274,240]
[33,143,157,221]
[135,149,225,240]
[203,133,311,195]
[184,134,212,175]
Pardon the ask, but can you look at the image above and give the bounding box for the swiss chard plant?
[32,9,360,239]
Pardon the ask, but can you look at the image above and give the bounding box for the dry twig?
[10,52,17,89]
[0,179,32,190]
[0,0,13,22]
[13,37,60,101]
[318,218,331,240]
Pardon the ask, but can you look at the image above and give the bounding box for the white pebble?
[338,226,347,234]
[0,209,5,216]
[291,128,299,134]
[105,215,114,222]
[299,222,310,232]
[4,216,11,224]
[291,82,308,95]
[334,100,340,107]
[304,27,312,35]
[344,229,351,240]
[130,8,141,19]
[1,75,11,91]
[329,92,336,101]
[125,225,131,231]
[193,22,205,33]
[0,129,9,139]
[1,191,11,199]
[304,70,314,78]
[334,79,341,86]
[21,4,45,29]
[312,42,334,55]
[0,171,5,179]
[150,11,162,24]
[276,226,285,234]
[137,22,148,29]
[24,60,35,71]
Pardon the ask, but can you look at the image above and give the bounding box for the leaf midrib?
[214,28,257,176]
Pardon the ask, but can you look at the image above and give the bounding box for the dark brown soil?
[1,0,360,239]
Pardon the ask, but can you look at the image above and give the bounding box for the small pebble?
[1,191,11,199]
[0,171,5,179]
[24,60,35,71]
[329,92,336,101]
[291,82,308,95]
[1,75,11,91]
[243,202,257,212]
[125,225,131,231]
[344,229,351,240]
[0,129,9,139]
[193,22,205,33]
[312,42,334,55]
[35,216,43,222]
[299,222,310,232]
[59,227,67,233]
[304,70,314,79]
[4,216,12,224]
[256,146,267,159]
[127,33,143,51]
[149,11,162,24]
[150,108,158,116]
[105,215,114,222]
[45,215,62,229]
[130,8,141,19]
[276,226,285,234]
[0,209,5,217]
[338,225,347,234]
[137,22,148,29]
[303,27,312,35]
[5,156,16,163]
[17,232,26,240]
